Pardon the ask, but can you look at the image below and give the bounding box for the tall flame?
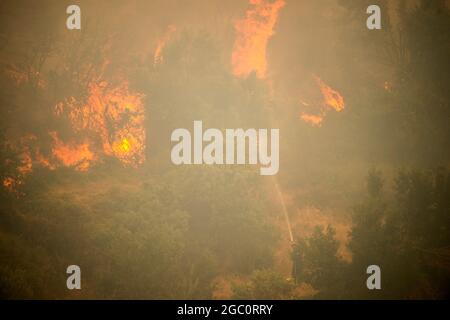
[154,25,177,65]
[231,0,285,79]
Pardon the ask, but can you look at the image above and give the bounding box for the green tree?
[232,269,294,300]
[293,225,347,298]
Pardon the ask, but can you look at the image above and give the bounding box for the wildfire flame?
[57,80,146,167]
[300,75,345,126]
[154,25,177,65]
[2,135,41,195]
[300,113,324,127]
[50,132,95,171]
[3,80,145,194]
[313,75,344,112]
[231,0,285,79]
[3,177,15,190]
[17,150,33,175]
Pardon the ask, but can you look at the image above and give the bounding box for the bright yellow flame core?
[59,80,146,167]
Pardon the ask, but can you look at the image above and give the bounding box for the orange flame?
[313,75,345,112]
[3,177,15,190]
[17,151,33,175]
[300,75,345,126]
[50,132,95,171]
[300,113,323,127]
[154,25,177,65]
[57,80,146,167]
[2,176,24,196]
[3,79,146,193]
[35,149,56,170]
[232,0,285,79]
[2,135,38,194]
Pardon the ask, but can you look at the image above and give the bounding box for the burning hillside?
[232,0,285,79]
[2,80,145,194]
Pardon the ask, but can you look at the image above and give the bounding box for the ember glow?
[2,177,15,190]
[231,0,285,79]
[300,113,323,127]
[5,65,47,88]
[2,135,39,194]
